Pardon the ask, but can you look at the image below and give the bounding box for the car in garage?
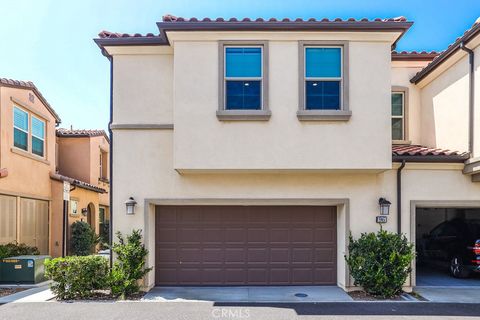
[417,218,480,278]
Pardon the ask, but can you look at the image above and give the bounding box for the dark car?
[417,218,480,278]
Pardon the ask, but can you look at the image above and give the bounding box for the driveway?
[1,301,480,320]
[416,267,480,286]
[143,286,353,302]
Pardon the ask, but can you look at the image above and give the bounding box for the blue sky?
[0,0,478,131]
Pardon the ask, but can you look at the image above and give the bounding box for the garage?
[155,206,337,286]
[415,208,480,286]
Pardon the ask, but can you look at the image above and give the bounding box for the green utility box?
[0,255,50,284]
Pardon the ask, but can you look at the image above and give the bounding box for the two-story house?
[0,78,60,254]
[0,78,110,258]
[95,15,480,291]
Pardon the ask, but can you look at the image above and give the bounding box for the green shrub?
[45,255,109,300]
[70,221,99,256]
[109,230,152,299]
[345,230,415,298]
[99,222,110,250]
[0,242,40,260]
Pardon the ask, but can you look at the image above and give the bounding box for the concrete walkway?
[0,286,54,304]
[415,287,479,303]
[142,286,353,303]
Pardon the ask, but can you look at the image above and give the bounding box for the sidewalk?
[0,285,54,304]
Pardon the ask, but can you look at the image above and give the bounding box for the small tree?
[109,230,152,299]
[345,230,415,298]
[70,221,98,256]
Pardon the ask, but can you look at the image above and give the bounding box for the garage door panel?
[155,206,336,285]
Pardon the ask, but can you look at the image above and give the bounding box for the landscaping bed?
[348,290,405,301]
[0,287,26,298]
[53,290,146,302]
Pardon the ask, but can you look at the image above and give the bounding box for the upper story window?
[13,106,46,158]
[31,116,45,157]
[217,41,270,121]
[13,107,29,151]
[298,42,351,121]
[225,47,262,110]
[99,150,108,181]
[391,92,404,140]
[304,47,342,110]
[391,87,409,143]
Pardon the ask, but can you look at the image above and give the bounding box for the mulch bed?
[56,290,146,302]
[0,287,26,298]
[348,290,405,301]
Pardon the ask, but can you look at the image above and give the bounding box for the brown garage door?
[155,206,336,285]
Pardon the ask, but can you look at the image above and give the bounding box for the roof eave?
[392,154,470,163]
[411,23,480,84]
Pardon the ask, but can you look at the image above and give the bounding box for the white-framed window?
[223,46,263,110]
[391,92,405,141]
[303,46,343,110]
[13,105,46,157]
[13,107,29,151]
[31,116,45,157]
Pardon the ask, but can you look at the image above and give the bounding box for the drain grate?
[294,293,308,298]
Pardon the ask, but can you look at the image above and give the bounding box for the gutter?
[460,42,475,156]
[397,160,406,234]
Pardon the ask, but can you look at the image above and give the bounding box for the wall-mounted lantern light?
[81,208,88,216]
[125,197,137,215]
[378,197,391,216]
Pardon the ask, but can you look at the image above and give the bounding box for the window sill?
[11,147,50,165]
[392,140,412,145]
[297,110,352,121]
[216,110,271,121]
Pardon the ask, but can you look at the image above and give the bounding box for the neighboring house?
[0,78,110,258]
[0,78,60,254]
[95,15,480,291]
[50,128,110,257]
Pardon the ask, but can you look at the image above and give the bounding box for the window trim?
[298,41,351,121]
[217,41,270,121]
[31,115,46,157]
[391,86,410,145]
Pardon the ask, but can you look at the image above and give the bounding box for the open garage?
[415,207,480,286]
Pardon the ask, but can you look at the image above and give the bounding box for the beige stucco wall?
[171,38,391,171]
[391,61,429,145]
[90,135,110,206]
[57,137,91,182]
[0,86,56,199]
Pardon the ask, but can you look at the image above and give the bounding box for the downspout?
[107,52,114,269]
[460,42,475,156]
[397,160,406,234]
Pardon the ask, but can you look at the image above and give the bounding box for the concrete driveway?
[2,301,480,320]
[142,286,353,303]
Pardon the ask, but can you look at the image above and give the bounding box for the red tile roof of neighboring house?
[50,173,106,194]
[411,18,480,83]
[95,14,413,50]
[0,78,61,123]
[57,128,110,143]
[391,50,440,61]
[392,145,470,162]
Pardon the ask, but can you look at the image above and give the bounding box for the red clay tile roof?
[57,128,110,142]
[0,78,61,123]
[392,145,469,162]
[411,18,480,83]
[50,173,106,194]
[95,14,413,50]
[391,50,440,61]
